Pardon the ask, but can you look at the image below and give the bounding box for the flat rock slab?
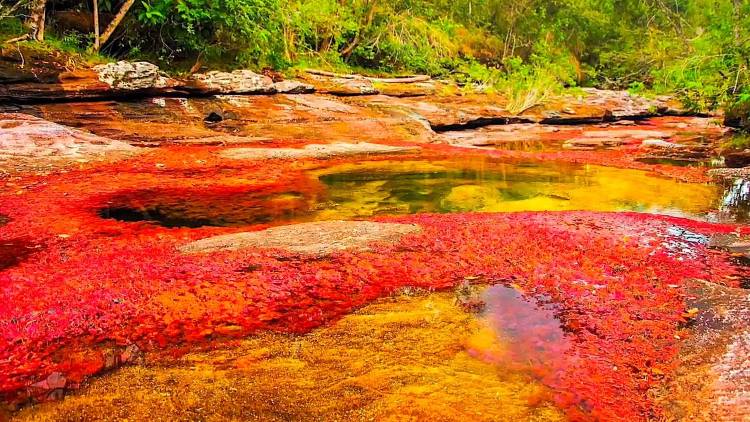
[181,220,421,256]
[221,142,417,160]
[0,113,137,159]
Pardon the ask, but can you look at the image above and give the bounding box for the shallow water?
[98,157,738,228]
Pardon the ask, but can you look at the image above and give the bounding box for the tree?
[26,0,46,41]
[99,0,136,48]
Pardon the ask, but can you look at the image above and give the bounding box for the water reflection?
[716,179,750,222]
[472,285,570,368]
[97,158,750,228]
[315,159,722,221]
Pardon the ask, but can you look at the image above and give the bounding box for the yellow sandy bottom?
[15,292,565,421]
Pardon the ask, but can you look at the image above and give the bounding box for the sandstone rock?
[273,80,315,94]
[220,142,416,160]
[302,74,378,96]
[581,129,673,139]
[641,139,687,149]
[563,137,627,149]
[373,81,437,97]
[0,113,137,159]
[187,70,275,94]
[180,220,421,256]
[93,61,174,91]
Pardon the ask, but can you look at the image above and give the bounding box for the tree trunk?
[93,0,100,51]
[733,0,743,45]
[27,0,46,42]
[99,0,136,47]
[341,0,378,59]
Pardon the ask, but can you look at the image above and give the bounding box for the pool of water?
[99,157,741,228]
[468,285,570,368]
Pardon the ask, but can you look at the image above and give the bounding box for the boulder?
[180,220,421,256]
[93,61,175,91]
[187,70,275,94]
[273,80,315,94]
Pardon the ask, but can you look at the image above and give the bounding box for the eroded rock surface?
[93,61,175,91]
[0,113,137,160]
[272,80,315,94]
[221,142,416,160]
[181,220,421,255]
[11,95,434,145]
[186,70,275,94]
[663,280,750,421]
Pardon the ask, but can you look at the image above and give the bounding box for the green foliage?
[1,0,748,113]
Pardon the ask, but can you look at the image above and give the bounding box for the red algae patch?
[1,210,750,420]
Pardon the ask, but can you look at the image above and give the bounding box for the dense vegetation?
[1,0,748,115]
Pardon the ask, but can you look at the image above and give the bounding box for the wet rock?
[435,123,569,147]
[454,280,486,313]
[12,95,434,146]
[663,279,750,420]
[0,113,137,160]
[563,137,627,149]
[724,152,750,168]
[641,139,687,149]
[204,111,224,123]
[580,129,673,139]
[187,70,275,95]
[220,142,417,160]
[273,80,315,94]
[29,372,66,392]
[180,220,421,256]
[93,61,175,91]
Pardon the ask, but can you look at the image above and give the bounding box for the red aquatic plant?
[0,145,745,420]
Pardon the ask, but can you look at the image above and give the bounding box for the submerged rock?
[180,220,421,256]
[220,142,417,160]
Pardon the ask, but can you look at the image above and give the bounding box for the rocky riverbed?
[1,59,750,421]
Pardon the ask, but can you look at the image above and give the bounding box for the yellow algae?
[311,159,720,219]
[15,292,564,422]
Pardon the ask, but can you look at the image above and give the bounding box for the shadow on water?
[0,238,40,271]
[99,189,315,228]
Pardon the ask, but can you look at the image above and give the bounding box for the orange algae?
[13,292,565,421]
